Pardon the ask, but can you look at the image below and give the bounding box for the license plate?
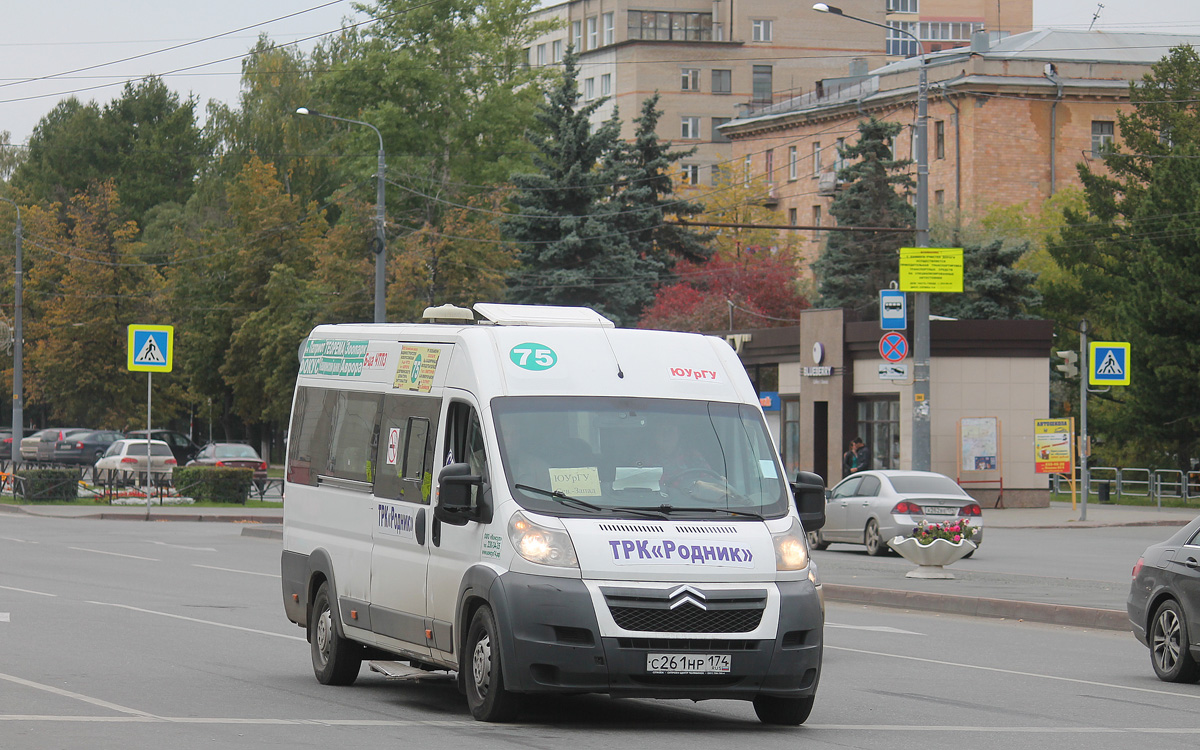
[646,653,731,674]
[922,506,955,515]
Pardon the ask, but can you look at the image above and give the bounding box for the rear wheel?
[309,582,362,685]
[806,530,829,551]
[753,694,815,725]
[864,519,889,556]
[464,605,521,722]
[1150,599,1200,683]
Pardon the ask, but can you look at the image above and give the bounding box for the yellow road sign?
[127,325,174,372]
[899,247,964,293]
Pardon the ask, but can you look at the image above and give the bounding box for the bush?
[173,467,252,504]
[15,468,80,502]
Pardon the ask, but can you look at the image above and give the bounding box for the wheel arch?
[1147,589,1180,637]
[305,548,344,640]
[456,565,518,685]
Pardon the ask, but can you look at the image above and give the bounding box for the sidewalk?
[4,499,1197,631]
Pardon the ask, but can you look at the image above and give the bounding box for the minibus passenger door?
[369,393,440,658]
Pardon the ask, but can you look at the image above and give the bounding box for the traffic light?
[1056,350,1079,378]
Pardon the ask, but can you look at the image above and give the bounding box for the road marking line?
[0,584,56,597]
[69,547,158,561]
[86,601,305,642]
[0,613,8,622]
[192,564,279,578]
[150,541,217,552]
[0,672,157,717]
[826,623,924,635]
[829,645,1200,701]
[0,715,474,726]
[0,536,37,543]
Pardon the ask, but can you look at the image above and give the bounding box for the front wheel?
[864,519,889,556]
[1150,599,1200,683]
[309,582,362,685]
[464,605,522,722]
[753,694,815,725]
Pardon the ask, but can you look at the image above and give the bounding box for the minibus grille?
[602,586,767,634]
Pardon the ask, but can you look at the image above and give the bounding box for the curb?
[996,520,1192,530]
[0,504,282,524]
[241,525,283,540]
[823,583,1130,631]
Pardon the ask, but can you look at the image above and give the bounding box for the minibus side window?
[326,391,382,484]
[287,386,333,487]
[445,402,488,506]
[374,393,439,504]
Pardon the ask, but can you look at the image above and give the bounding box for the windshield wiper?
[514,484,603,513]
[653,505,764,520]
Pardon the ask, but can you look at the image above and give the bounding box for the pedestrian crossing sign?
[127,325,174,372]
[1089,341,1129,386]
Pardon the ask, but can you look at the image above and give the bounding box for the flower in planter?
[909,518,977,545]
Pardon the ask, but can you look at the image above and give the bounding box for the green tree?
[506,48,660,325]
[1046,45,1200,469]
[11,99,108,209]
[930,239,1041,319]
[812,118,914,319]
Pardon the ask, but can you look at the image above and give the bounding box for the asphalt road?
[2,515,1199,749]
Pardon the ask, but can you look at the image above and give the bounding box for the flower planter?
[888,536,977,579]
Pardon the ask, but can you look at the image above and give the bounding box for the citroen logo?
[667,585,708,611]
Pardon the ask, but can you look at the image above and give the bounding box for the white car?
[93,439,177,483]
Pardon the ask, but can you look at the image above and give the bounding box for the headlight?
[508,511,578,568]
[772,517,810,571]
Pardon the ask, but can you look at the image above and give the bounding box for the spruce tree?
[505,49,658,326]
[931,239,1041,319]
[813,118,914,319]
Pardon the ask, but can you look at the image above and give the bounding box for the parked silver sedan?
[807,470,984,556]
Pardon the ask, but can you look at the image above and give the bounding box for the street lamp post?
[813,3,931,471]
[0,197,22,465]
[296,107,387,324]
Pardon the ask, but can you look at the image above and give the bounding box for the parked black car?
[1128,513,1200,683]
[124,429,200,466]
[36,428,90,462]
[187,442,269,484]
[53,430,125,465]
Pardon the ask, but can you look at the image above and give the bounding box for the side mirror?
[791,470,826,532]
[435,462,483,526]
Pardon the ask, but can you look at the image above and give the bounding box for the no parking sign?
[879,332,909,363]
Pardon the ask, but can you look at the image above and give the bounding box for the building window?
[711,164,726,186]
[744,154,752,185]
[812,141,822,177]
[572,21,582,51]
[788,146,798,180]
[681,164,700,185]
[1092,121,1115,157]
[681,68,700,91]
[812,205,822,239]
[935,120,945,159]
[752,65,773,105]
[536,43,546,66]
[834,137,846,173]
[712,69,731,94]
[788,207,797,225]
[552,39,563,63]
[857,398,900,470]
[711,117,731,143]
[782,398,800,479]
[935,189,945,205]
[628,11,713,41]
[585,77,596,100]
[765,149,775,183]
[681,116,700,139]
[600,73,611,96]
[887,0,919,13]
[886,21,919,57]
[602,12,615,45]
[587,16,598,49]
[917,21,985,43]
[752,19,773,42]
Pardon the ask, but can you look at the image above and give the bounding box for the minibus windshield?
[492,396,790,519]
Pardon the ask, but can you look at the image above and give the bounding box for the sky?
[1,0,1198,147]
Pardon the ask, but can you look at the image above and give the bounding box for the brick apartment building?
[525,1,1031,186]
[719,29,1200,270]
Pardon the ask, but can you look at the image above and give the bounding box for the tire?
[464,605,522,722]
[309,582,362,686]
[1149,599,1200,683]
[807,530,830,551]
[753,694,815,725]
[864,519,889,556]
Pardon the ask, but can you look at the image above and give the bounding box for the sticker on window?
[549,467,602,496]
[759,459,778,479]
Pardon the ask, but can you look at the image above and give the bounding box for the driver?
[656,422,717,490]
